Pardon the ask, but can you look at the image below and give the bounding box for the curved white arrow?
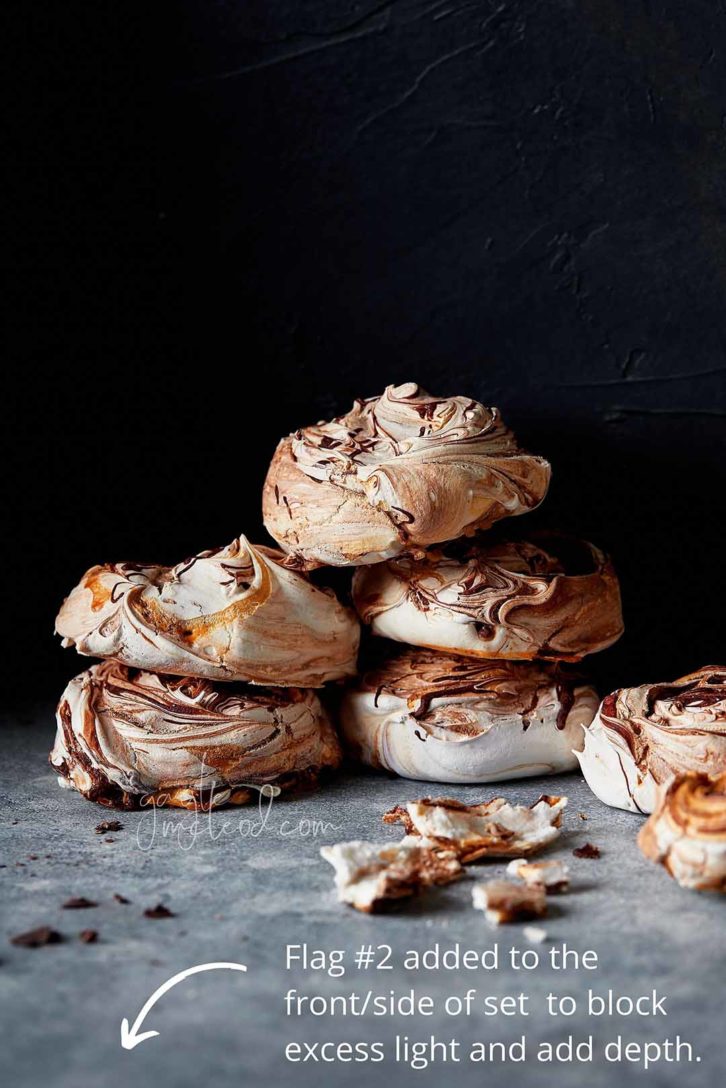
[121,961,248,1050]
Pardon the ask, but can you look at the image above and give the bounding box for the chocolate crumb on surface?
[144,903,175,919]
[573,842,601,858]
[79,929,98,943]
[113,893,130,904]
[11,926,63,948]
[62,896,98,909]
[95,820,123,834]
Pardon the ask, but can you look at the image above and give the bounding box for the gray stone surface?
[2,709,723,1088]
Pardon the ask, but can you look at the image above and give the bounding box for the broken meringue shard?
[471,880,548,925]
[51,661,342,809]
[638,772,726,891]
[577,667,726,813]
[352,534,623,661]
[383,795,567,861]
[263,383,551,567]
[320,840,462,912]
[55,535,359,687]
[339,649,598,782]
[506,857,570,891]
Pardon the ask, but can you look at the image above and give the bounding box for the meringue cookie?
[638,772,726,891]
[353,534,623,661]
[263,383,551,567]
[340,649,598,783]
[320,840,462,912]
[383,794,568,861]
[55,535,359,687]
[51,662,342,809]
[472,880,547,925]
[577,667,726,813]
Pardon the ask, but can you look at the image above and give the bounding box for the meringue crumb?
[506,857,570,892]
[523,925,548,943]
[384,795,568,861]
[472,879,547,925]
[321,840,462,913]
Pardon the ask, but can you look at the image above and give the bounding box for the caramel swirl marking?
[353,533,623,662]
[638,772,726,891]
[578,667,726,813]
[55,535,359,687]
[263,383,550,567]
[50,662,342,810]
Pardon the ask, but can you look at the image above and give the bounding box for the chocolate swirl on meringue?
[339,648,598,783]
[263,383,551,567]
[51,662,342,809]
[638,772,726,891]
[353,533,623,661]
[577,667,726,813]
[55,536,359,687]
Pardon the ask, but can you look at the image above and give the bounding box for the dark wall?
[7,1,726,705]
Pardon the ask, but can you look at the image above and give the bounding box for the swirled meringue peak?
[577,667,726,814]
[638,772,726,891]
[51,662,342,809]
[339,648,598,783]
[55,536,359,686]
[262,383,551,567]
[353,533,623,661]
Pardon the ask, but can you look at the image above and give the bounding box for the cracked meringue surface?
[320,840,462,912]
[383,795,568,860]
[263,382,551,567]
[55,535,359,687]
[51,662,342,809]
[577,667,726,813]
[638,772,726,891]
[353,534,623,661]
[340,649,598,782]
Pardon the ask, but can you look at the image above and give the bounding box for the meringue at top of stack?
[51,661,341,810]
[263,382,551,567]
[578,666,726,813]
[352,533,623,662]
[55,535,359,687]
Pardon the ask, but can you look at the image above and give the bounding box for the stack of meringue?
[52,381,626,811]
[52,381,725,900]
[52,537,359,808]
[262,382,624,785]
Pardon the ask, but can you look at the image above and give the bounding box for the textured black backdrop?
[6,1,726,705]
